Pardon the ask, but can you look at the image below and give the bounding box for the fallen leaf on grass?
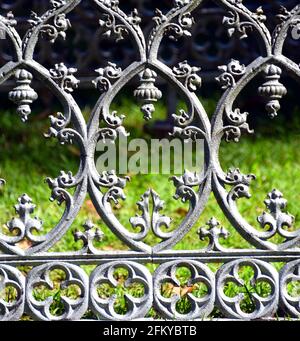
[175,207,188,216]
[172,286,194,296]
[17,239,33,250]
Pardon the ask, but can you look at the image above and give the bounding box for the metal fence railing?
[0,0,300,320]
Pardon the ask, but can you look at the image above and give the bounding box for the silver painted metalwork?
[0,0,300,321]
[198,217,230,252]
[90,261,153,320]
[216,259,278,320]
[8,69,38,122]
[0,0,298,91]
[26,262,89,321]
[153,260,215,320]
[280,260,300,318]
[0,265,25,321]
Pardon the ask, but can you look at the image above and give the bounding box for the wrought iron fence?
[0,0,300,321]
[0,0,298,88]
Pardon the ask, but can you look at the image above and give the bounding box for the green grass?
[1,95,300,319]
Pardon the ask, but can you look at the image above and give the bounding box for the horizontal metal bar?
[0,249,299,266]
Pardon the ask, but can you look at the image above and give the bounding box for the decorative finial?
[198,217,229,252]
[258,64,287,118]
[74,220,104,254]
[257,189,294,239]
[134,68,162,121]
[8,69,38,122]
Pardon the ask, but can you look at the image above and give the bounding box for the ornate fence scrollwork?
[90,261,153,321]
[26,262,89,321]
[0,0,300,320]
[216,260,279,320]
[0,265,25,321]
[153,261,215,320]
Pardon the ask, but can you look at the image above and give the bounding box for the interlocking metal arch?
[0,0,300,320]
